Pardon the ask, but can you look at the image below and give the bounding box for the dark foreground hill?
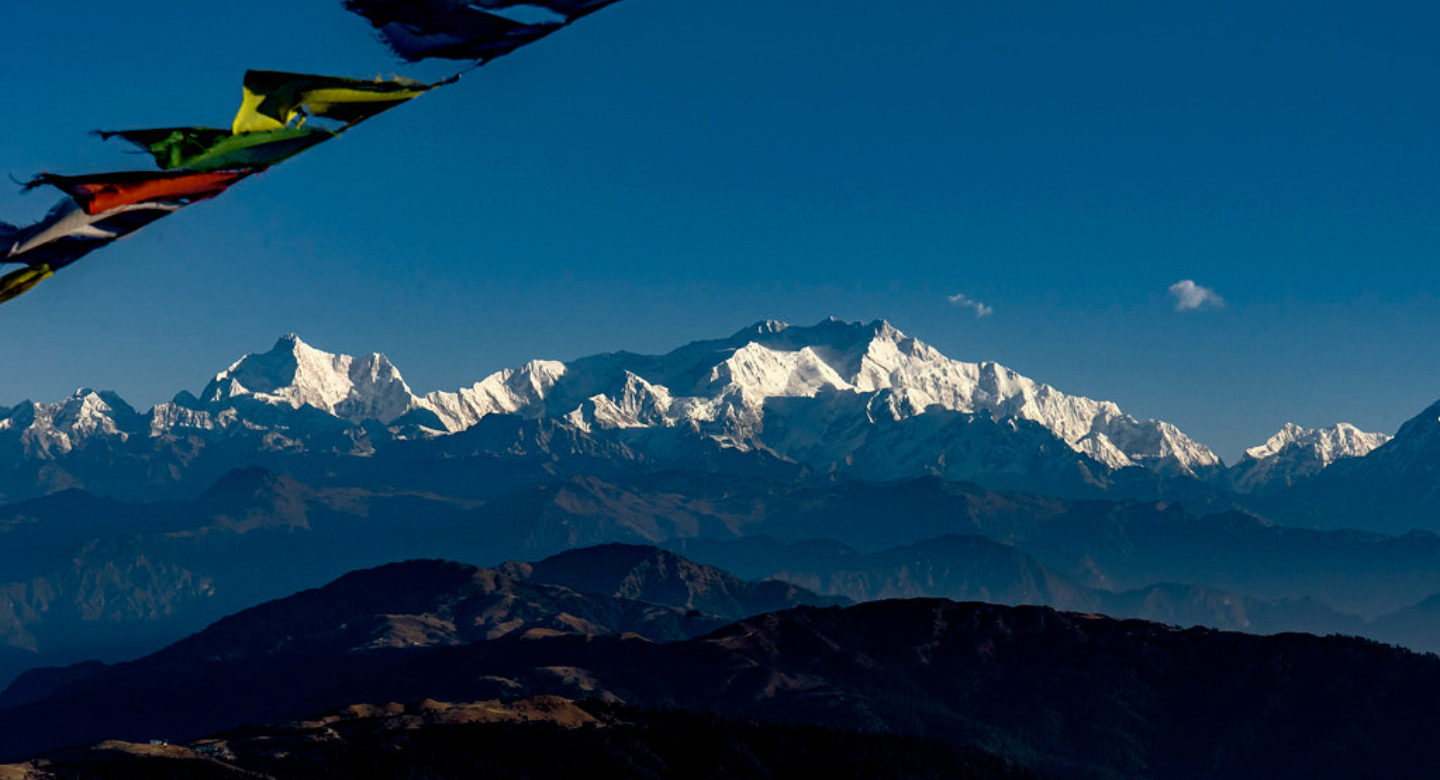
[5,696,1035,780]
[0,553,839,748]
[3,561,1440,779]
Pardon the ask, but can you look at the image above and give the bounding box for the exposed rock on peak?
[0,318,1229,501]
[0,388,143,460]
[1245,422,1390,463]
[732,318,791,339]
[1232,422,1392,493]
[500,317,1221,480]
[420,360,568,433]
[199,336,419,425]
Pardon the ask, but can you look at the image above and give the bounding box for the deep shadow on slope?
[12,700,1036,780]
[3,590,1440,779]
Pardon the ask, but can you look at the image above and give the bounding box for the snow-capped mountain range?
[0,318,1394,501]
[1272,399,1440,532]
[1228,422,1392,493]
[189,318,1221,475]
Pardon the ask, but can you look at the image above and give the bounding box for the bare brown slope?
[5,593,1440,779]
[503,543,849,619]
[0,558,728,757]
[5,697,1034,780]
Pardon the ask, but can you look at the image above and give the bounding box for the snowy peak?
[516,317,1219,478]
[708,343,852,401]
[4,319,1225,487]
[1230,422,1391,493]
[575,371,676,430]
[50,389,139,437]
[420,360,567,432]
[199,335,420,425]
[706,318,1218,475]
[0,388,141,459]
[1244,422,1390,463]
[1278,401,1440,532]
[735,318,907,385]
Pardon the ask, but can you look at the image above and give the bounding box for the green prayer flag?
[99,127,335,171]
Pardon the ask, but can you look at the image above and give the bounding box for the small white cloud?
[1168,280,1225,312]
[948,293,994,318]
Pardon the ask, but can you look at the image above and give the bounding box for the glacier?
[0,318,1230,483]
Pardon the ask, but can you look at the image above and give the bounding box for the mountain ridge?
[5,578,1440,779]
[0,320,1411,507]
[1229,422,1390,494]
[0,319,1227,490]
[1271,399,1440,531]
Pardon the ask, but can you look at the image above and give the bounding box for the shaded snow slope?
[2,318,1223,481]
[1231,422,1391,493]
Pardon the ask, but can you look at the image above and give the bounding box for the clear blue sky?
[3,0,1438,462]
